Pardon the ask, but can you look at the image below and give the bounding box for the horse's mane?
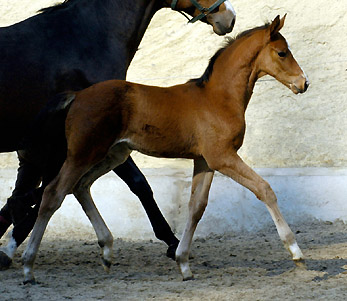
[190,23,270,87]
[38,0,79,13]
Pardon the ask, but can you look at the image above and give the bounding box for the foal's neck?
[207,37,264,112]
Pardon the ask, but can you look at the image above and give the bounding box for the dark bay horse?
[0,0,236,269]
[21,15,309,283]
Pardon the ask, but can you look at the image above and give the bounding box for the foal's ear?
[269,14,286,38]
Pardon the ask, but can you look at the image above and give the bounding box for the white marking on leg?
[23,266,31,275]
[179,262,193,280]
[289,241,304,260]
[103,246,112,262]
[176,231,194,280]
[1,232,17,259]
[23,265,34,283]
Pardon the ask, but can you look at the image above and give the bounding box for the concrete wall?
[1,0,346,169]
[1,167,347,239]
[0,1,346,238]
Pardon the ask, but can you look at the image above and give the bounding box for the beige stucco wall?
[0,0,346,169]
[0,1,346,237]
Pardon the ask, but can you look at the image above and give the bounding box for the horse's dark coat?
[0,0,236,267]
[0,0,163,150]
[0,0,180,259]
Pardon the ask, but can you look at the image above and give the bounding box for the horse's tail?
[21,92,76,149]
[18,92,77,185]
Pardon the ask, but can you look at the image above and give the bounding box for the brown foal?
[22,15,309,283]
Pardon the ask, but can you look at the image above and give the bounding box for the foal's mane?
[190,23,270,87]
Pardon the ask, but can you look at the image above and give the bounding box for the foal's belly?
[122,136,199,160]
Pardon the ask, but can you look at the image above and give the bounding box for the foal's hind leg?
[73,186,113,272]
[72,144,132,272]
[208,153,304,264]
[176,158,214,280]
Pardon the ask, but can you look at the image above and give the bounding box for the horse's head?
[169,0,236,35]
[256,15,309,94]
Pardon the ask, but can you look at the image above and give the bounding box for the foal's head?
[256,15,309,94]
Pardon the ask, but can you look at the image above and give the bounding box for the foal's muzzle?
[290,75,309,94]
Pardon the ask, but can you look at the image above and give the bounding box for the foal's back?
[67,80,205,160]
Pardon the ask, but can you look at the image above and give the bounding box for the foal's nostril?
[304,81,309,92]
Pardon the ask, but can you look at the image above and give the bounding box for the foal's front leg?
[208,152,304,264]
[176,158,214,280]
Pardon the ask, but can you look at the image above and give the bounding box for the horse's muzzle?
[214,17,235,35]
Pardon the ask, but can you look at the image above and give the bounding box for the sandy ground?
[1,219,346,300]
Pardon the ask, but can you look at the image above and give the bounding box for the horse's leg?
[22,161,90,284]
[0,152,42,270]
[1,201,42,271]
[0,202,14,270]
[209,152,304,264]
[0,204,11,238]
[113,156,179,260]
[176,158,214,280]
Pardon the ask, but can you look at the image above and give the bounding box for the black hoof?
[0,250,12,271]
[23,279,38,285]
[183,275,195,281]
[102,258,112,269]
[294,258,307,269]
[166,242,179,261]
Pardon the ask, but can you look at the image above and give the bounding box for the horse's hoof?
[0,250,12,270]
[183,275,195,281]
[294,258,307,269]
[166,242,179,261]
[102,259,112,273]
[23,279,38,285]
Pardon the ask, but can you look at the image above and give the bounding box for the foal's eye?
[278,51,287,58]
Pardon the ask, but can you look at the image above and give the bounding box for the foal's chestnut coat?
[22,15,309,283]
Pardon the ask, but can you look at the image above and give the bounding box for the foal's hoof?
[102,258,112,273]
[294,258,307,269]
[23,279,38,285]
[183,275,195,281]
[0,250,12,270]
[166,242,179,261]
